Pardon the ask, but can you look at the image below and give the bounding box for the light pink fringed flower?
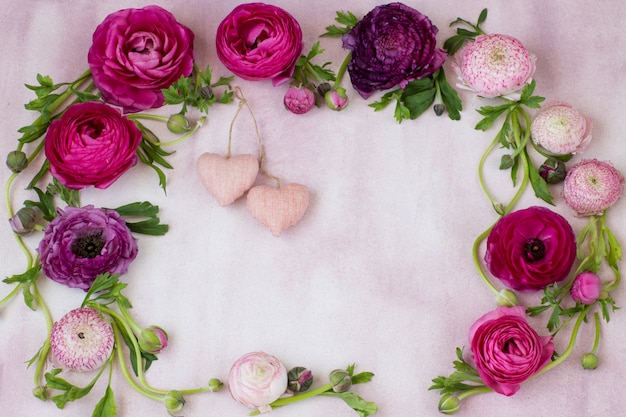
[453,34,536,98]
[50,308,114,372]
[562,159,625,216]
[531,103,592,155]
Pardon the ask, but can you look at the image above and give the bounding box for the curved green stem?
[111,323,164,402]
[533,306,590,377]
[333,52,351,89]
[127,114,171,123]
[591,312,601,354]
[476,135,501,212]
[472,223,500,296]
[0,283,23,309]
[456,386,493,401]
[144,117,206,147]
[304,62,326,84]
[32,282,53,387]
[118,304,143,336]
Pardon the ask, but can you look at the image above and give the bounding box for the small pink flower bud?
[562,159,624,216]
[9,207,39,235]
[571,272,602,305]
[139,325,169,354]
[283,86,315,114]
[531,103,592,155]
[325,88,349,111]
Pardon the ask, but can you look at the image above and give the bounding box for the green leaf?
[92,386,117,417]
[321,10,358,37]
[112,201,160,218]
[24,185,56,221]
[436,69,463,120]
[528,164,554,205]
[477,8,488,25]
[47,178,81,207]
[322,392,378,417]
[125,218,169,236]
[351,371,374,385]
[47,369,101,409]
[3,264,41,284]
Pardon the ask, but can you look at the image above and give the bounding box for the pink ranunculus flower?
[531,102,592,155]
[469,306,554,396]
[562,159,625,216]
[216,3,303,86]
[44,102,143,189]
[283,85,315,114]
[485,206,576,291]
[453,33,536,98]
[571,272,603,305]
[228,351,288,413]
[88,5,195,113]
[50,308,115,372]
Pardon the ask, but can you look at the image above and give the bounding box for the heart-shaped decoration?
[196,153,259,206]
[246,183,310,237]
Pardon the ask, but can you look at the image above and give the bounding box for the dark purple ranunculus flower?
[342,2,446,99]
[485,206,576,291]
[38,205,138,291]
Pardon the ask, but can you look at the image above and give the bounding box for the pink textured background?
[1,1,625,416]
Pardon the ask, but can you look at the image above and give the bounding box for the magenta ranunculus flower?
[469,306,554,396]
[485,206,576,291]
[562,159,625,216]
[453,33,536,98]
[88,5,195,113]
[44,102,143,190]
[216,3,303,86]
[50,308,115,372]
[228,351,288,413]
[283,85,315,114]
[531,102,592,155]
[571,272,603,305]
[38,205,138,291]
[342,2,446,99]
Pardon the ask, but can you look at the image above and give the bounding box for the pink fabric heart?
[246,183,310,236]
[196,153,259,206]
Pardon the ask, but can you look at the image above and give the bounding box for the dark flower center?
[72,232,105,258]
[77,332,85,339]
[524,238,546,262]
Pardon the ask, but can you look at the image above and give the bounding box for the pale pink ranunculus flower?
[571,272,602,305]
[453,33,536,98]
[562,159,625,216]
[228,351,288,412]
[215,3,303,86]
[50,308,115,372]
[531,102,592,155]
[469,306,554,396]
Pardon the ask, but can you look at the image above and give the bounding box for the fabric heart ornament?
[246,183,310,236]
[196,153,259,206]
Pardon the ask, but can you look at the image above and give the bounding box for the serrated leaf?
[3,264,41,284]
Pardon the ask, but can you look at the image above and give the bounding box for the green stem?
[0,283,23,309]
[249,383,333,415]
[456,386,493,401]
[118,304,143,336]
[476,135,502,212]
[32,282,53,388]
[126,114,170,123]
[111,323,164,402]
[17,69,92,150]
[145,117,206,147]
[591,312,601,354]
[533,306,590,377]
[304,62,326,84]
[472,223,500,296]
[333,52,351,89]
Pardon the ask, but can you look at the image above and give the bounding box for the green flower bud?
[433,103,446,117]
[495,289,519,307]
[438,394,461,415]
[200,85,214,100]
[167,114,191,134]
[325,88,349,111]
[329,369,351,393]
[288,366,314,392]
[9,207,39,235]
[581,352,599,370]
[33,386,47,401]
[207,378,224,392]
[6,150,28,173]
[138,325,168,354]
[539,157,567,184]
[164,390,185,415]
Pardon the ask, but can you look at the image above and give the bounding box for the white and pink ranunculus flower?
[228,351,288,413]
[531,102,592,155]
[50,308,114,372]
[453,33,536,98]
[562,159,625,216]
